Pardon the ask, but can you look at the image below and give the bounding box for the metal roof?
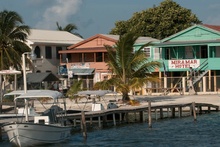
[135,37,159,44]
[100,34,159,44]
[27,29,83,45]
[203,24,220,32]
[155,40,220,47]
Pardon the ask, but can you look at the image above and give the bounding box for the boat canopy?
[77,90,113,97]
[4,90,63,100]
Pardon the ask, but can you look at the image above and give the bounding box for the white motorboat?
[66,90,123,121]
[76,90,119,111]
[2,90,72,147]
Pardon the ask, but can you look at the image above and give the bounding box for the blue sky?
[0,0,220,38]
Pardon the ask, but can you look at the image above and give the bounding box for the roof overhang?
[155,40,220,47]
[59,47,107,54]
[69,68,95,76]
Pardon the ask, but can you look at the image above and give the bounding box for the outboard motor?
[42,105,63,123]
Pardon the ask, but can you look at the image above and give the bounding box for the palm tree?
[66,80,83,103]
[56,22,83,38]
[0,10,31,70]
[0,10,31,112]
[94,32,161,101]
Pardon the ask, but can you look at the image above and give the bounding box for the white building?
[26,29,83,76]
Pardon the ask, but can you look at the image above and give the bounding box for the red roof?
[203,24,220,32]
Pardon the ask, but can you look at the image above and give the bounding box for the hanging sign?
[168,59,200,69]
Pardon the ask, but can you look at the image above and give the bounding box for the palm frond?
[0,10,31,70]
[95,31,161,101]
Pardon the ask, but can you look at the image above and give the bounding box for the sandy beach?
[32,93,220,113]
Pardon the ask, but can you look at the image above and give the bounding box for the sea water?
[1,112,220,147]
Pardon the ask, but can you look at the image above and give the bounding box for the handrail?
[163,59,208,95]
[192,59,208,83]
[169,59,208,94]
[195,59,208,72]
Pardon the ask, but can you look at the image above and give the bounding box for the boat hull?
[3,122,71,147]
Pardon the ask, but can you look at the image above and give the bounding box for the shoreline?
[36,93,220,112]
[2,93,220,113]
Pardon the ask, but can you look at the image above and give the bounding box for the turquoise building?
[134,24,220,95]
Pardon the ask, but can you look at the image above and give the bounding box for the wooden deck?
[57,102,219,128]
[0,102,218,140]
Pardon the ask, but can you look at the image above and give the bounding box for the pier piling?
[148,101,152,128]
[192,102,197,121]
[54,102,219,131]
[81,111,87,139]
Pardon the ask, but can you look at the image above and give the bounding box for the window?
[154,48,160,60]
[201,45,208,58]
[84,53,94,62]
[96,52,103,62]
[185,46,193,59]
[34,46,41,58]
[143,47,150,57]
[56,47,62,59]
[165,48,170,59]
[45,46,52,59]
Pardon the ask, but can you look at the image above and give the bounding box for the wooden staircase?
[164,59,209,95]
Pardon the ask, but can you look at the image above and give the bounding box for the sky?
[0,0,220,39]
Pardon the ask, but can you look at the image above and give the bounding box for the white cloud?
[35,0,82,29]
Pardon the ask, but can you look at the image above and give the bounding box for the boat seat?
[34,116,50,125]
[92,103,104,111]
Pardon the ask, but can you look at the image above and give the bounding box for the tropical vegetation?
[0,10,31,70]
[66,79,83,103]
[94,32,161,101]
[110,0,201,39]
[56,22,83,38]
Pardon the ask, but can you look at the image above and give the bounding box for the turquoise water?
[2,112,220,147]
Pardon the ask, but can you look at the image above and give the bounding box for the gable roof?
[67,34,118,49]
[67,34,159,50]
[134,37,159,44]
[27,29,83,45]
[161,24,220,43]
[203,24,220,32]
[100,34,158,43]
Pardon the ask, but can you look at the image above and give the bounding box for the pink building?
[59,34,118,89]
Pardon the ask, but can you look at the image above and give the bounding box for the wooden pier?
[0,102,219,141]
[58,102,219,129]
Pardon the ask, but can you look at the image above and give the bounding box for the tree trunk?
[0,76,2,113]
[122,92,130,102]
